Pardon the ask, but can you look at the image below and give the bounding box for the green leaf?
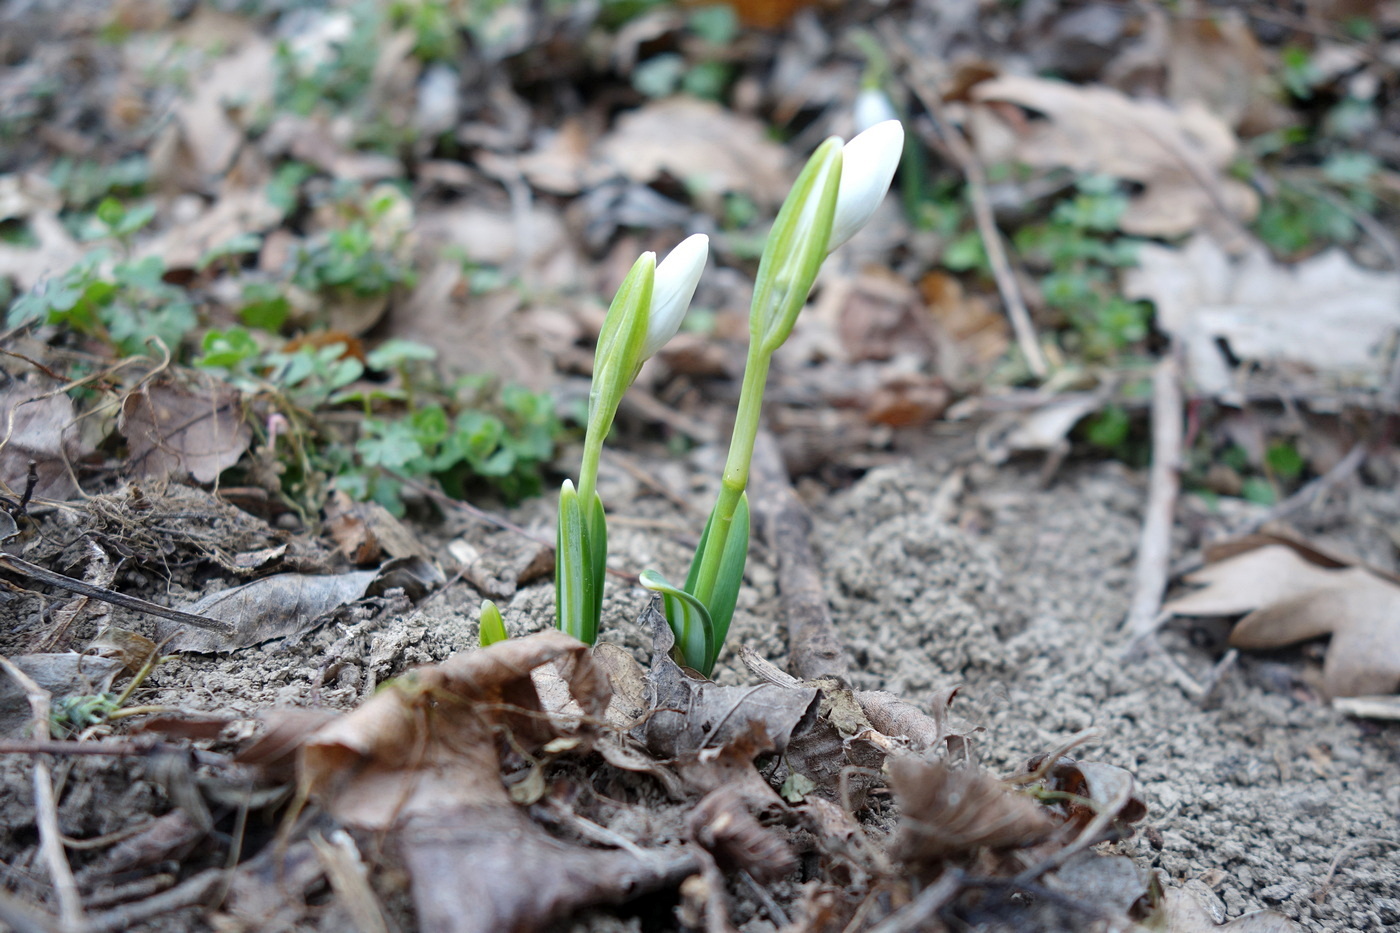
[640,568,714,675]
[357,420,424,470]
[1266,441,1305,482]
[555,481,597,644]
[585,492,607,633]
[367,337,437,369]
[684,492,749,673]
[780,771,816,803]
[196,327,260,369]
[479,599,508,647]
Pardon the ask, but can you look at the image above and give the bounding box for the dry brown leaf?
[0,381,89,500]
[1125,236,1400,399]
[890,757,1058,865]
[597,97,791,209]
[969,75,1257,238]
[1164,544,1400,697]
[302,630,608,824]
[173,38,276,179]
[119,380,252,484]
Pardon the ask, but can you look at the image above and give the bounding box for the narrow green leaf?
[479,599,507,647]
[585,492,607,633]
[555,480,596,643]
[640,568,715,675]
[704,492,749,673]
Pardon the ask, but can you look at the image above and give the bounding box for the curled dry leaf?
[1164,543,1400,697]
[298,632,696,932]
[687,785,797,883]
[890,757,1058,865]
[120,381,252,485]
[300,630,609,826]
[638,603,820,762]
[1017,755,1148,838]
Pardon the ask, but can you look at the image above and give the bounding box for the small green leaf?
[640,568,714,675]
[683,492,749,674]
[1266,441,1305,482]
[479,599,508,647]
[556,481,597,644]
[780,771,816,803]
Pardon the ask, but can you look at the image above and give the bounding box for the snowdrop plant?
[643,121,904,675]
[557,235,709,645]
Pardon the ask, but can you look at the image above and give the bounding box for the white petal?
[641,233,709,360]
[853,88,898,134]
[828,120,904,252]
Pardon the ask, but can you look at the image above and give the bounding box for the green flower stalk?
[557,235,709,644]
[648,120,904,675]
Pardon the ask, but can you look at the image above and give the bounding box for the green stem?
[690,342,770,605]
[577,427,604,509]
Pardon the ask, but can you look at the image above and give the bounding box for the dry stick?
[1122,354,1184,642]
[0,657,83,933]
[882,28,1048,380]
[0,553,235,634]
[82,868,225,933]
[0,889,57,933]
[748,428,849,680]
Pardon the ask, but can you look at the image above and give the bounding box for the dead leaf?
[890,757,1058,865]
[1164,543,1400,697]
[173,38,276,179]
[119,380,252,484]
[325,492,430,566]
[636,604,821,762]
[158,555,443,653]
[0,380,89,500]
[687,785,797,883]
[1125,236,1400,399]
[597,97,791,210]
[139,185,284,273]
[969,75,1257,239]
[1020,756,1148,835]
[295,632,695,931]
[0,211,82,291]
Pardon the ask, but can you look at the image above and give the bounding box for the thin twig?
[82,868,224,933]
[0,657,83,933]
[0,553,235,634]
[748,428,849,680]
[0,889,57,933]
[1123,354,1183,640]
[882,27,1049,380]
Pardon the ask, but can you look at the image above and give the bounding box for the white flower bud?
[853,87,899,134]
[640,233,709,360]
[827,120,904,252]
